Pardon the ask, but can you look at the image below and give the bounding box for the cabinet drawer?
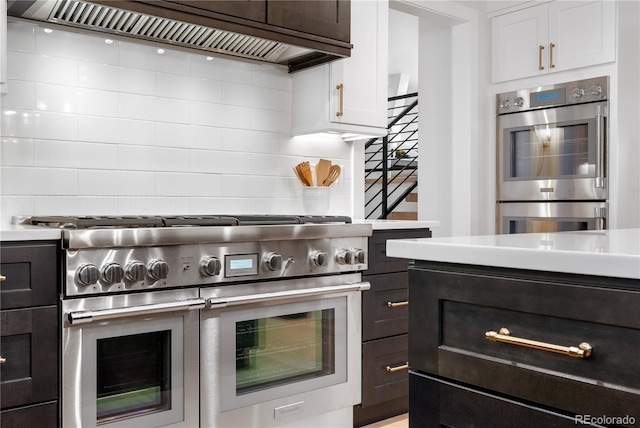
[361,334,408,408]
[366,229,431,275]
[409,371,590,428]
[410,264,640,420]
[1,306,58,409]
[362,272,408,341]
[1,242,58,309]
[0,401,58,428]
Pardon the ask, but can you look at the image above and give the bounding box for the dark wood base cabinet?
[354,228,431,427]
[408,262,640,428]
[1,242,59,427]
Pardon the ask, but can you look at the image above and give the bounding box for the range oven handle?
[67,298,206,325]
[595,105,607,188]
[207,282,371,309]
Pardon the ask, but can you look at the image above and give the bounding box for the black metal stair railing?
[365,93,418,219]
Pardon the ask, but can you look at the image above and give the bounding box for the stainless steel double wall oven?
[21,215,371,428]
[496,76,609,234]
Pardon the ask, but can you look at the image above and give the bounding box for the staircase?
[365,93,418,220]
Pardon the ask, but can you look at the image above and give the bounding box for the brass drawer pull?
[538,45,545,70]
[485,328,592,358]
[336,83,344,117]
[386,362,409,373]
[387,300,408,308]
[0,356,6,364]
[549,42,556,69]
[0,274,6,282]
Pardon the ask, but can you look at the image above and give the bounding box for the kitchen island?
[386,229,640,427]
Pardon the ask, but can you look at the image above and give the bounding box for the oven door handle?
[67,298,206,325]
[595,105,607,188]
[207,282,371,309]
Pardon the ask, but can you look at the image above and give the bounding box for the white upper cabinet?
[492,0,616,83]
[292,0,388,139]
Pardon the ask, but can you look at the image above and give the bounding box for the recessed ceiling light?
[157,48,165,54]
[43,28,53,34]
[206,56,214,61]
[105,39,114,44]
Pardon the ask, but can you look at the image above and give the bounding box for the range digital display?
[225,254,259,277]
[530,87,566,108]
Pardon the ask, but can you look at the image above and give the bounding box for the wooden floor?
[362,413,408,428]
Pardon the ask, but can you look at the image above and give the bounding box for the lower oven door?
[61,289,204,428]
[497,201,607,234]
[200,273,369,428]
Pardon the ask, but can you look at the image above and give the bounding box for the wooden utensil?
[293,167,308,186]
[322,164,341,186]
[315,159,332,188]
[297,161,314,187]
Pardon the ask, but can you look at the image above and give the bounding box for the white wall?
[0,20,353,225]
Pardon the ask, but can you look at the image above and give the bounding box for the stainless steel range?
[20,215,371,428]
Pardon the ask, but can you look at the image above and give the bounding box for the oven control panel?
[65,237,368,296]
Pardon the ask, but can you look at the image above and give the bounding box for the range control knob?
[354,249,366,264]
[589,84,603,97]
[309,250,328,267]
[148,259,169,281]
[571,87,585,100]
[125,260,147,282]
[264,252,283,271]
[101,263,124,285]
[76,263,100,286]
[200,256,221,277]
[499,98,510,110]
[514,96,525,107]
[336,250,355,265]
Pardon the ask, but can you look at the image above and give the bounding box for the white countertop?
[386,229,640,280]
[354,219,440,230]
[1,224,64,241]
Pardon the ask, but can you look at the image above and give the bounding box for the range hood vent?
[8,0,349,71]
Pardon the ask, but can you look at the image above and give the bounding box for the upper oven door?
[61,289,203,428]
[497,101,607,201]
[200,274,368,428]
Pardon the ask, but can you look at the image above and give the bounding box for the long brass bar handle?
[0,274,6,282]
[538,45,545,70]
[486,328,592,358]
[549,43,556,68]
[0,356,6,364]
[386,362,409,373]
[336,83,344,117]
[387,300,408,308]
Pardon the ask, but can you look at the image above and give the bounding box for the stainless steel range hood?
[7,0,350,72]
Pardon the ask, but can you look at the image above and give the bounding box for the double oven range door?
[61,289,203,428]
[496,76,609,234]
[200,273,368,428]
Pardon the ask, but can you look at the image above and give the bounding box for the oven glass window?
[96,331,171,424]
[235,309,334,395]
[509,121,593,180]
[508,219,591,234]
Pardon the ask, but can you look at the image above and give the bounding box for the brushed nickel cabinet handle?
[486,328,592,358]
[538,45,545,70]
[0,274,6,282]
[387,300,408,308]
[0,356,6,364]
[386,362,409,373]
[549,43,556,68]
[336,83,344,117]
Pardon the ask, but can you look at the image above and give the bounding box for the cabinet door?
[267,0,350,42]
[548,0,615,73]
[329,0,387,129]
[0,306,58,410]
[0,243,58,310]
[491,3,548,82]
[362,272,408,341]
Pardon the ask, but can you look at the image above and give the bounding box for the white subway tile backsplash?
[1,24,352,224]
[1,110,78,141]
[79,61,156,95]
[2,80,36,110]
[79,116,155,146]
[78,170,155,196]
[2,167,78,195]
[35,139,118,170]
[1,138,35,166]
[8,51,78,86]
[156,73,223,103]
[118,145,189,172]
